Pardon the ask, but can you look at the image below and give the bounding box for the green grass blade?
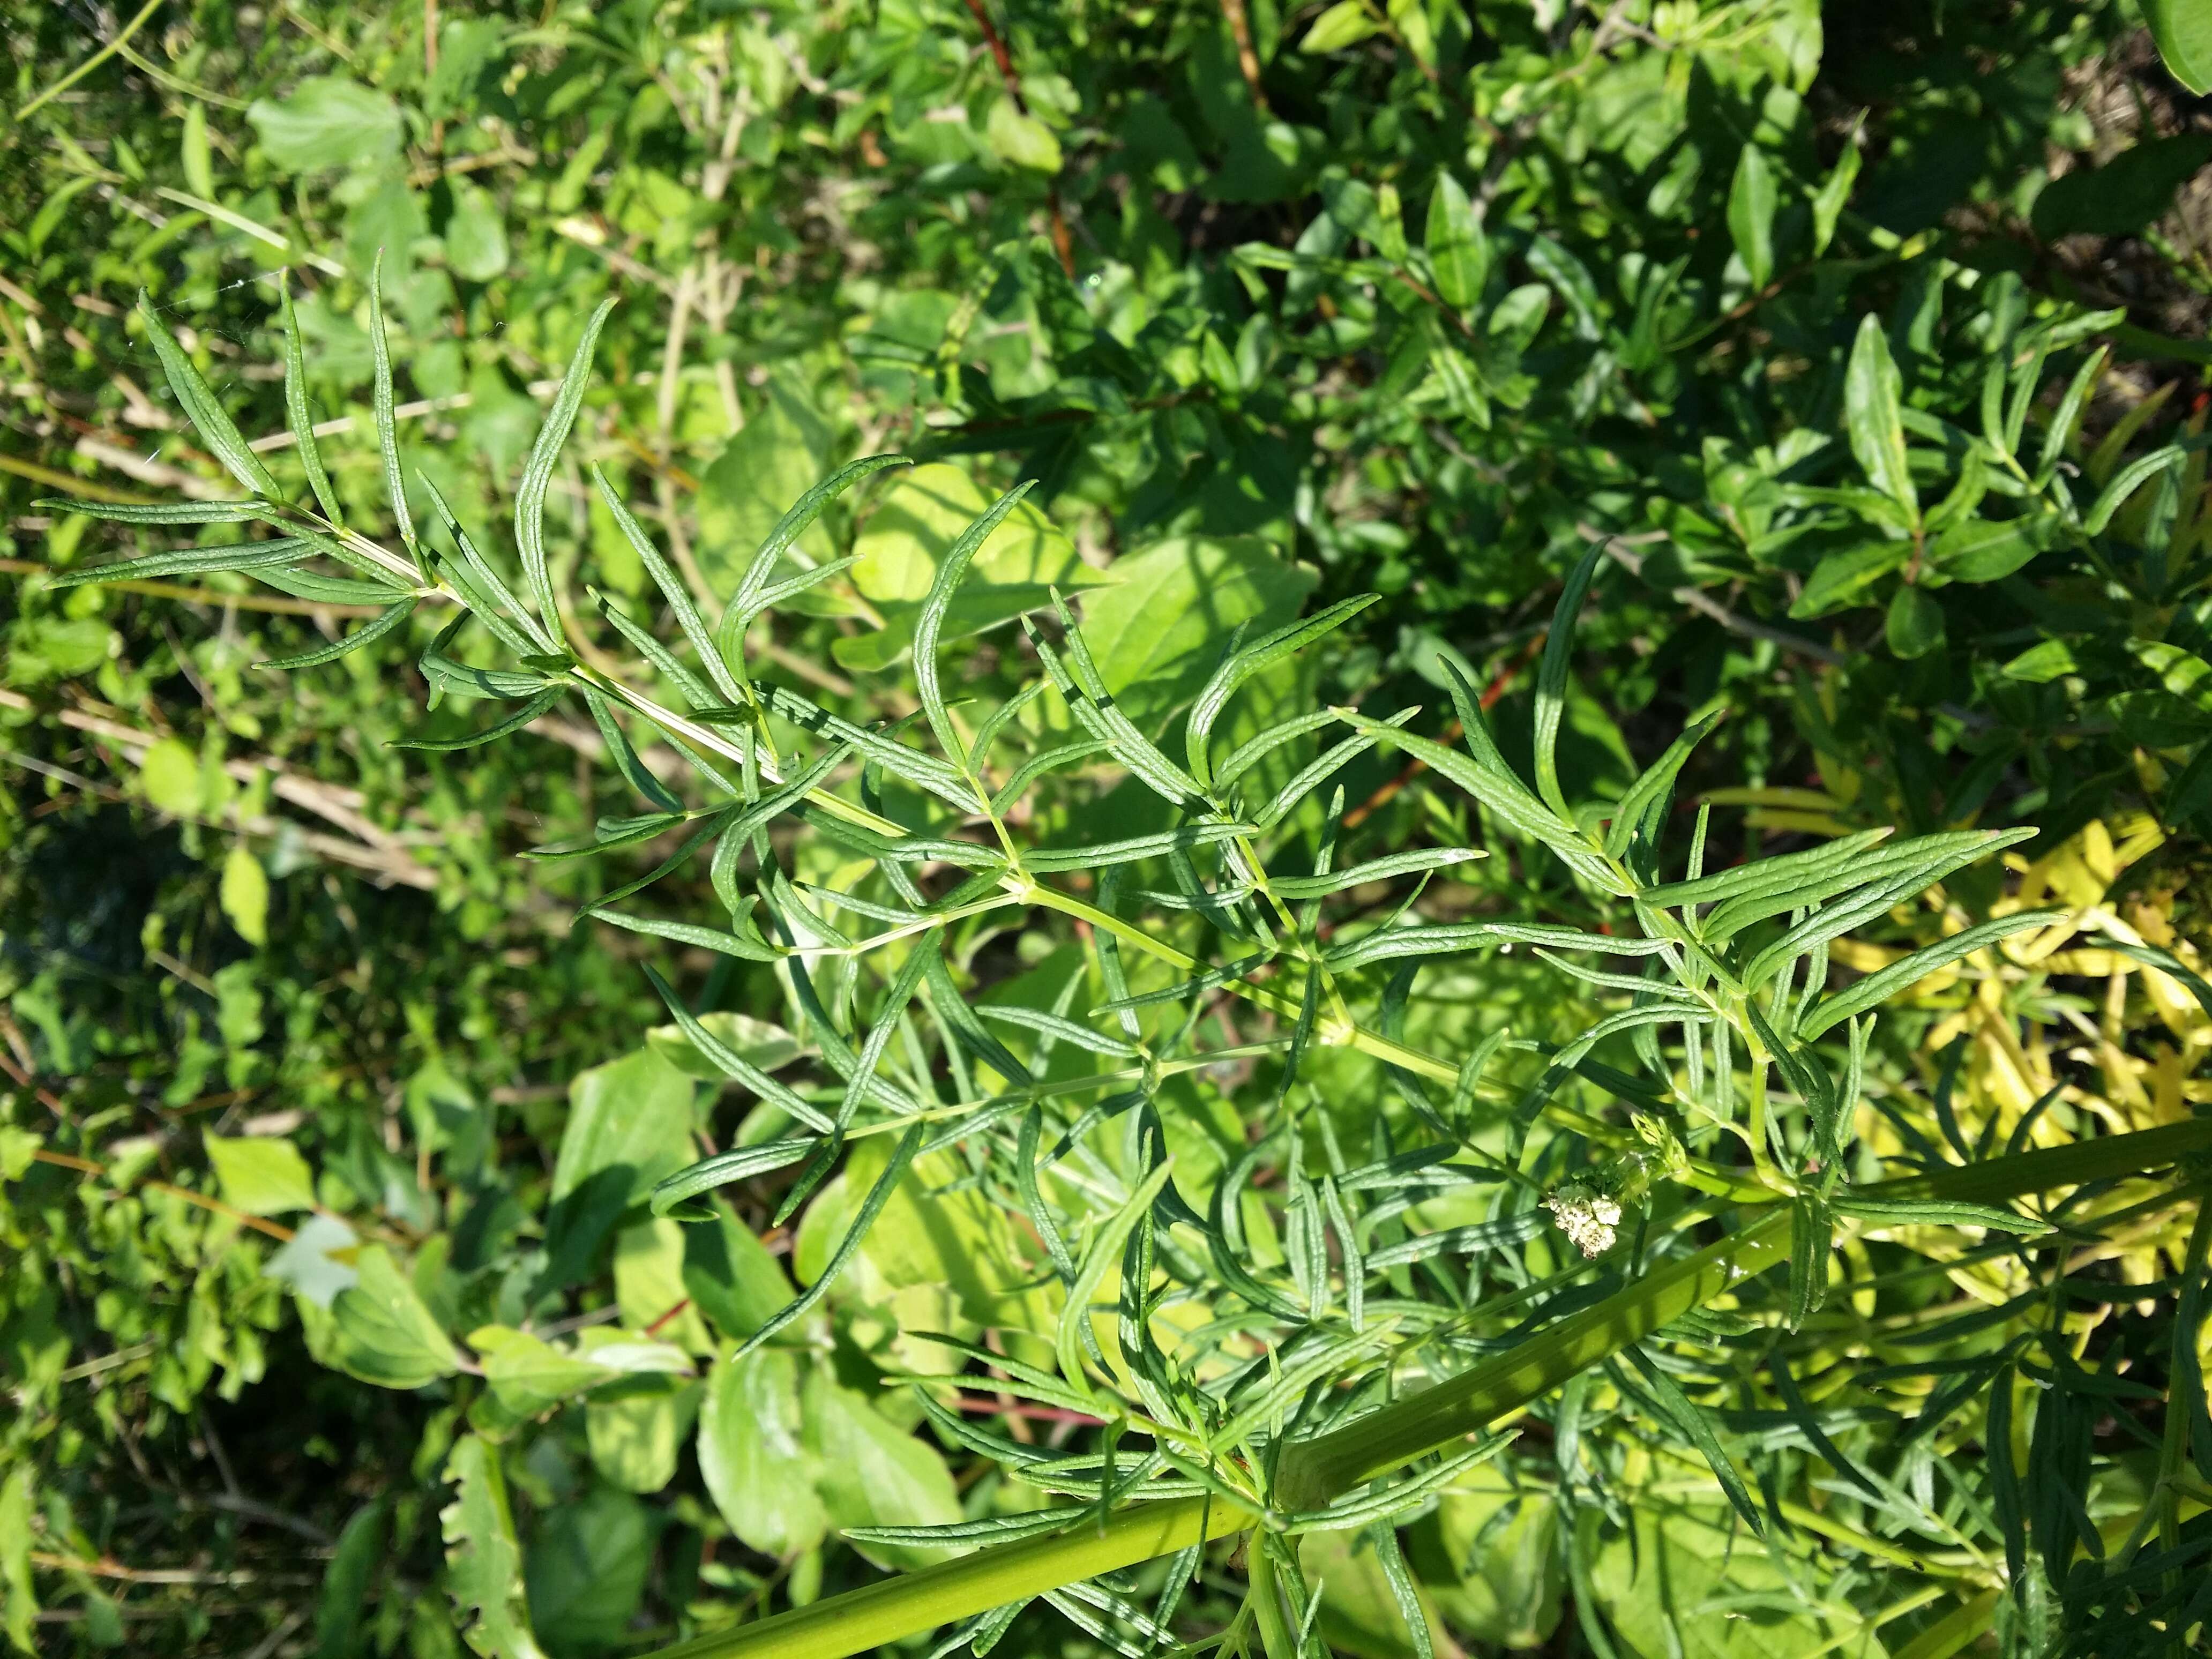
[35,498,271,526]
[1532,541,1603,820]
[732,1122,924,1361]
[279,282,343,528]
[46,538,313,588]
[134,290,280,499]
[367,252,420,569]
[1798,908,2062,1038]
[257,596,417,671]
[648,1140,814,1219]
[590,464,743,704]
[517,300,615,633]
[1185,594,1379,787]
[913,481,1033,770]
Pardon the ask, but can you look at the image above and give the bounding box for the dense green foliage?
[5,4,2212,1658]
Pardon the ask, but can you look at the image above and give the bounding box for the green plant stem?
[643,1116,2212,1659]
[652,1495,1253,1659]
[1247,1538,1301,1659]
[14,0,166,121]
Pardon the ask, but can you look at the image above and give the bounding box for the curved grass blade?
[517,300,616,632]
[916,482,1034,769]
[135,290,280,499]
[1798,909,2063,1038]
[648,1138,816,1219]
[733,1121,924,1360]
[368,251,419,569]
[279,282,343,528]
[1532,541,1604,820]
[591,464,742,704]
[1185,594,1379,787]
[1365,1520,1436,1659]
[1269,846,1483,900]
[257,596,417,671]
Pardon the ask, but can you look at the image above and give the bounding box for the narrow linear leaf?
[1798,909,2064,1038]
[734,1122,924,1359]
[1056,1163,1175,1399]
[390,685,567,751]
[33,498,271,526]
[368,251,418,563]
[517,300,616,632]
[915,482,1034,769]
[585,907,781,964]
[279,282,344,528]
[1605,712,1721,860]
[136,290,281,498]
[727,455,913,622]
[592,465,743,704]
[1621,1348,1763,1536]
[1832,1195,2047,1233]
[46,538,312,589]
[1185,594,1380,787]
[1533,542,1604,821]
[978,1006,1139,1058]
[258,566,412,604]
[1269,846,1483,900]
[1023,821,1254,874]
[644,965,833,1133]
[258,596,417,671]
[649,1139,816,1218]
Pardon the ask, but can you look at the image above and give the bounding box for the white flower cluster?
[1543,1183,1624,1259]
